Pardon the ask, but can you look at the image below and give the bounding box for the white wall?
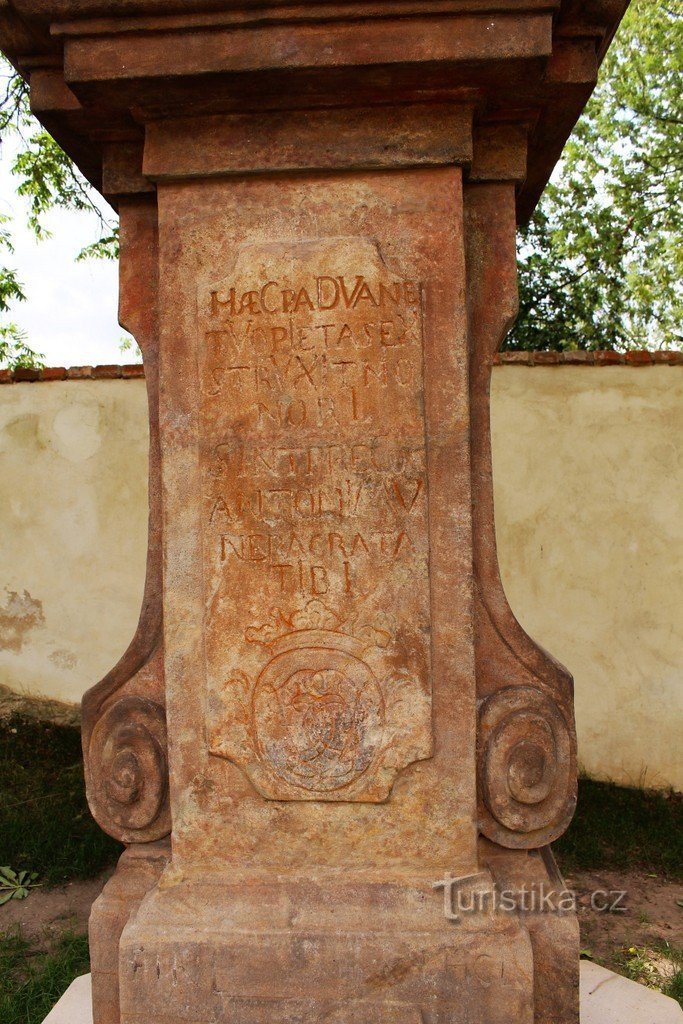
[492,365,683,791]
[0,378,147,705]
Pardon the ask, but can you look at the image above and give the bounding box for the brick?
[532,351,561,365]
[41,366,68,381]
[562,351,594,364]
[13,366,41,382]
[653,351,681,365]
[94,364,123,378]
[0,369,13,385]
[625,350,653,366]
[67,365,94,379]
[121,363,145,378]
[499,351,532,364]
[594,350,623,366]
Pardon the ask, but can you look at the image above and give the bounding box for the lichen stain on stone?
[0,589,45,652]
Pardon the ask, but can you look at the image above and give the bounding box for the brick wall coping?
[0,351,681,384]
[0,364,145,384]
[494,351,683,366]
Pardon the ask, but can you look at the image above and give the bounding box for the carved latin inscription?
[200,238,432,801]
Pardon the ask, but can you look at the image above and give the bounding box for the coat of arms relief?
[208,599,432,802]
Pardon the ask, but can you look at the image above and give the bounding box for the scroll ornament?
[478,685,577,849]
[86,695,171,843]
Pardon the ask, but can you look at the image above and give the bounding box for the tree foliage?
[0,58,117,369]
[509,0,683,351]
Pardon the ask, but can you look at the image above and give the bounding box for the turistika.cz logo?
[432,871,627,922]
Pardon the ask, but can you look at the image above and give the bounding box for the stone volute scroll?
[465,180,578,850]
[81,200,171,844]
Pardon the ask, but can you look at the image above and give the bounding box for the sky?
[0,135,137,367]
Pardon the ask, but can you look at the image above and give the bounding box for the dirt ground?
[0,871,112,947]
[568,868,683,976]
[1,866,681,976]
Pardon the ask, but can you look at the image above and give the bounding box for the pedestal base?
[119,881,532,1024]
[90,846,579,1024]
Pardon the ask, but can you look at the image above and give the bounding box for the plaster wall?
[491,366,682,792]
[0,379,148,707]
[0,367,680,790]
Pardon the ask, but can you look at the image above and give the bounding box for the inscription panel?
[200,237,432,801]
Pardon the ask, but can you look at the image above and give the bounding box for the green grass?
[615,942,683,1008]
[0,929,90,1024]
[0,715,122,886]
[664,965,683,1006]
[554,776,683,881]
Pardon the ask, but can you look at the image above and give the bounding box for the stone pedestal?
[0,2,627,1021]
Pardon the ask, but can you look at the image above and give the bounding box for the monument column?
[0,3,628,1021]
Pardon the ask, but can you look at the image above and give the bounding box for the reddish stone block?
[562,350,594,364]
[533,351,561,365]
[0,369,13,385]
[13,366,41,382]
[653,350,681,364]
[594,350,623,365]
[94,364,123,378]
[41,366,68,381]
[121,363,145,378]
[500,351,532,364]
[625,350,653,365]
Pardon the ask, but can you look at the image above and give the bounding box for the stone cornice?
[0,0,628,218]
